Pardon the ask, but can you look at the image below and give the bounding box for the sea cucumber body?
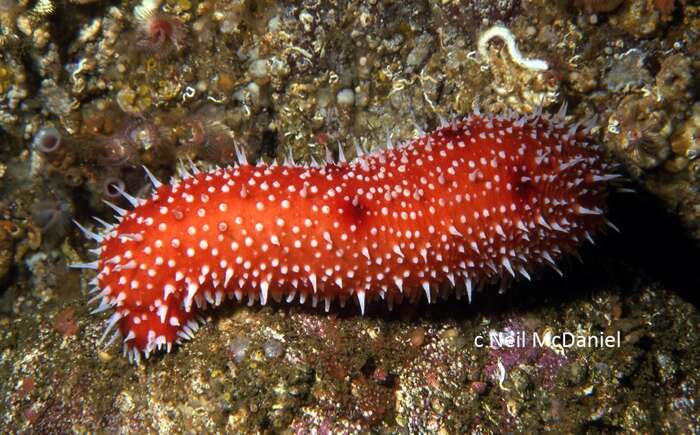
[89,113,610,360]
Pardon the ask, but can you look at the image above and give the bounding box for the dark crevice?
[258,128,279,160]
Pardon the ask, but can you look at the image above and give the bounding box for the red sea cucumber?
[74,111,618,364]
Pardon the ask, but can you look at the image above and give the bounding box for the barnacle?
[176,105,237,164]
[135,11,187,52]
[102,177,126,200]
[30,194,74,245]
[126,118,161,151]
[96,135,138,167]
[31,126,62,153]
[574,0,624,14]
[30,0,54,16]
[656,54,692,102]
[671,103,700,161]
[606,95,672,171]
[86,125,140,168]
